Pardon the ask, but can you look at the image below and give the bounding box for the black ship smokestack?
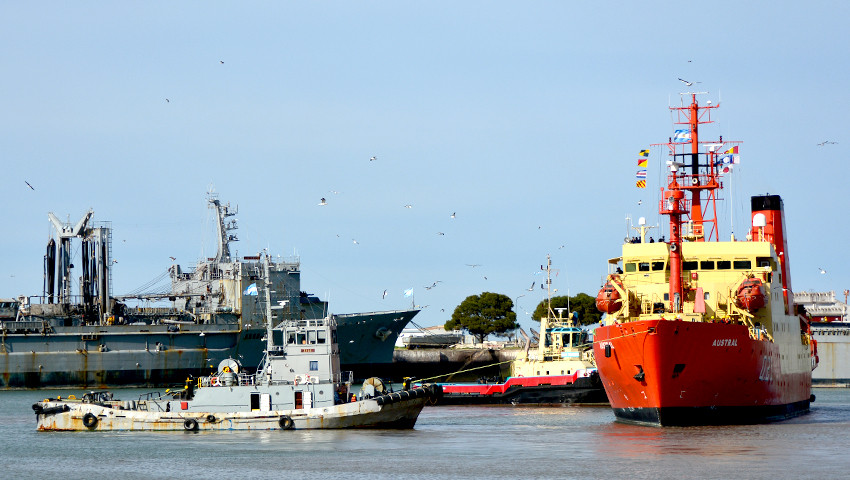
[45,238,56,304]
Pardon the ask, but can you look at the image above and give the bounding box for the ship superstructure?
[1,195,418,388]
[592,93,816,426]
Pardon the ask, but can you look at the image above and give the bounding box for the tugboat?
[431,256,607,405]
[33,254,441,431]
[592,92,817,426]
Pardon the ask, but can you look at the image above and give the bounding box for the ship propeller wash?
[592,92,818,426]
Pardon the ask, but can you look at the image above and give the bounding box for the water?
[3,388,850,479]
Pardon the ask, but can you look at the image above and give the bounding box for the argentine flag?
[243,283,258,296]
[403,288,414,298]
[673,129,691,143]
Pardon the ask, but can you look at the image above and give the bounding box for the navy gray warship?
[1,195,418,388]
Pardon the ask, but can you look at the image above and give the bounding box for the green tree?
[531,293,601,326]
[444,292,519,343]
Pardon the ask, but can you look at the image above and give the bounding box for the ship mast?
[208,195,238,262]
[656,92,738,312]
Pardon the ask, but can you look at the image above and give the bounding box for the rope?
[415,359,515,383]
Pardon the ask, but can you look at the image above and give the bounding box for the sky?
[1,1,848,333]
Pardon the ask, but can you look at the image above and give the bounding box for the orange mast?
[656,93,737,312]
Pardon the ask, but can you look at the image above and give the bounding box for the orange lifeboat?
[596,281,622,314]
[735,277,766,312]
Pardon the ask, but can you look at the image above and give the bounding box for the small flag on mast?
[403,288,414,297]
[636,180,646,188]
[243,283,258,296]
[637,158,648,167]
[639,149,650,157]
[673,129,691,143]
[724,146,739,154]
[636,170,647,178]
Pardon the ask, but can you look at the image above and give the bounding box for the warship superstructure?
[1,195,418,388]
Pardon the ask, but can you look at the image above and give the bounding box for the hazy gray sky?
[2,1,847,331]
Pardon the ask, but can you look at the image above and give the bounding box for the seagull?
[352,239,359,245]
[166,98,170,102]
[638,199,642,205]
[220,60,224,64]
[382,289,388,299]
[437,232,445,236]
[404,204,412,209]
[25,181,34,190]
[370,156,377,161]
[678,78,699,87]
[330,190,339,194]
[450,212,456,219]
[527,282,535,291]
[319,198,327,206]
[483,276,488,280]
[818,267,827,274]
[466,264,481,268]
[169,256,176,261]
[817,141,838,146]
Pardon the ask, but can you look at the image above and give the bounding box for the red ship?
[591,92,818,426]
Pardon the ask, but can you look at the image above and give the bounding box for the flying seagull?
[352,239,359,245]
[437,232,445,236]
[319,198,327,206]
[450,212,456,219]
[169,256,176,261]
[382,289,388,299]
[818,267,827,274]
[404,204,412,209]
[166,98,170,102]
[465,264,481,268]
[817,141,838,146]
[678,78,699,87]
[25,181,34,190]
[527,282,535,291]
[369,156,377,161]
[220,60,224,64]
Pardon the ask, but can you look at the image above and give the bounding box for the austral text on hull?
[592,92,817,427]
[1,194,417,388]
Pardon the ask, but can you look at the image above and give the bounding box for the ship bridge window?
[308,330,317,344]
[638,262,650,272]
[700,261,715,270]
[287,332,296,344]
[682,261,698,270]
[734,260,753,269]
[625,263,636,272]
[757,258,771,268]
[651,261,665,271]
[317,331,327,344]
[717,261,731,270]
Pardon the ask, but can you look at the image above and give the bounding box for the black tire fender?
[82,412,98,429]
[279,415,294,430]
[183,418,198,431]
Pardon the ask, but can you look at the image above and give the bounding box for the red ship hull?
[593,319,812,426]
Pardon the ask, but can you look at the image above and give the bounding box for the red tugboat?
[592,92,817,426]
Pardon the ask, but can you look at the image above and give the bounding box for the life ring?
[183,418,198,431]
[279,415,294,430]
[82,412,98,429]
[210,377,221,387]
[206,414,216,423]
[670,244,678,252]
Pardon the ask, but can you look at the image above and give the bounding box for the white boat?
[32,254,441,431]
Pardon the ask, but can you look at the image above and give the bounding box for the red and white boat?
[592,92,818,426]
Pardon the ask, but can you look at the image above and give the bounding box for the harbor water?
[3,387,850,479]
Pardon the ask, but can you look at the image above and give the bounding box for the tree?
[531,293,601,326]
[444,292,519,343]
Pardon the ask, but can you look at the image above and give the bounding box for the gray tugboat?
[2,194,418,388]
[33,255,441,431]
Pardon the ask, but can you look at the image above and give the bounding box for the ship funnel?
[749,195,793,313]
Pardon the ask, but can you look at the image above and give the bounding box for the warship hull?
[0,309,418,388]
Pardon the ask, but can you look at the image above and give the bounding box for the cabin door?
[260,393,271,411]
[295,392,303,409]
